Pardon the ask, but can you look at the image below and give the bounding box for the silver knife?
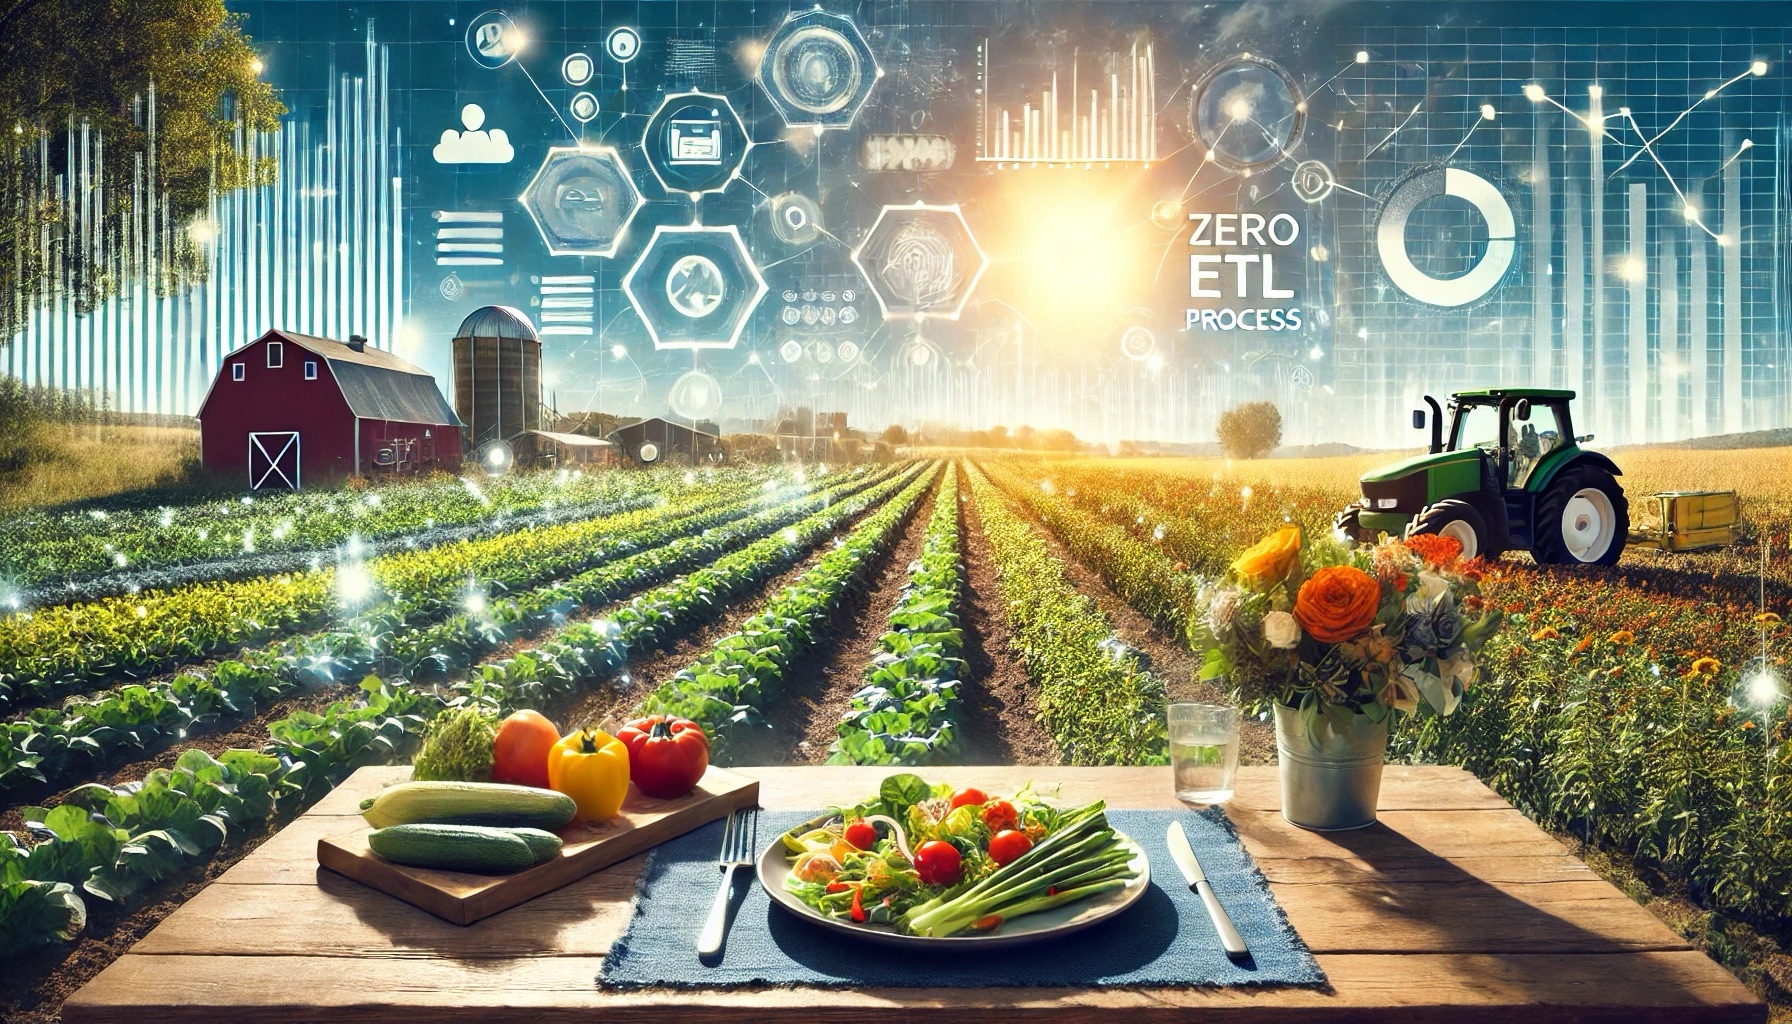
[1167,821,1250,960]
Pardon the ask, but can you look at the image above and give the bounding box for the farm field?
[2,448,1791,1020]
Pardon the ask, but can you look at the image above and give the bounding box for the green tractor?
[1337,388,1629,564]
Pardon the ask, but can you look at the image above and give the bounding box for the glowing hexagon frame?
[851,202,988,322]
[518,145,643,259]
[641,91,752,200]
[622,223,769,351]
[756,8,881,131]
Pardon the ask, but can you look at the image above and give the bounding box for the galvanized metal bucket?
[1273,704,1389,831]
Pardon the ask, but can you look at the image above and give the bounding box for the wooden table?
[64,765,1764,1023]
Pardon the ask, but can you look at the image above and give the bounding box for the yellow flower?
[1231,525,1303,588]
[1757,611,1782,624]
[1607,630,1636,646]
[1689,657,1722,677]
[1531,626,1560,641]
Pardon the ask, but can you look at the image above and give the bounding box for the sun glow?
[984,175,1155,347]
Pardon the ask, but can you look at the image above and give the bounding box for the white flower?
[1415,572,1452,601]
[1440,652,1478,686]
[1263,610,1301,649]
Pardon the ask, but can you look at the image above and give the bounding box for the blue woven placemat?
[598,808,1326,990]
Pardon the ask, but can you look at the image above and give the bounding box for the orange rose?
[1231,525,1302,587]
[1293,565,1382,644]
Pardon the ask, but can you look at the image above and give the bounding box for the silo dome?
[454,305,539,343]
[451,305,543,449]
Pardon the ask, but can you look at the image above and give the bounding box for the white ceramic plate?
[757,823,1150,949]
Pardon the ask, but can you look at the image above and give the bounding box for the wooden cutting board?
[316,765,758,925]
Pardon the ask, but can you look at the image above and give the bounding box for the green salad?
[778,773,1139,938]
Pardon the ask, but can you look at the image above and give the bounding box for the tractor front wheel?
[1335,503,1366,544]
[1406,499,1496,561]
[1531,468,1628,565]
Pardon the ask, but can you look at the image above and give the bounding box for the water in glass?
[1169,703,1240,804]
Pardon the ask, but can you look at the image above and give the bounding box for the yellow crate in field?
[1629,490,1741,552]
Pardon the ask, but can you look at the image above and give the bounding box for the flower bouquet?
[1193,525,1503,829]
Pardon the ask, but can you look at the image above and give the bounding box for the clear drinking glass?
[1168,702,1241,805]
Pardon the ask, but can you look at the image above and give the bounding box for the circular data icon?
[668,370,724,420]
[607,26,642,64]
[812,340,835,364]
[1191,56,1305,171]
[562,52,595,86]
[769,192,823,246]
[569,91,600,123]
[1120,326,1155,361]
[780,339,806,363]
[837,340,861,363]
[757,10,879,129]
[465,11,522,70]
[666,255,726,319]
[1293,160,1337,203]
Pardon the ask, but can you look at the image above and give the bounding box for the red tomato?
[843,820,878,850]
[491,710,560,789]
[988,829,1033,866]
[913,840,963,886]
[980,799,1018,832]
[948,787,989,811]
[616,716,710,799]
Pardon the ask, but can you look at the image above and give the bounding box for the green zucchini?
[367,824,537,874]
[509,827,565,865]
[359,781,577,830]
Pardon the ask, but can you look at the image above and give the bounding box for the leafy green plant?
[831,467,967,765]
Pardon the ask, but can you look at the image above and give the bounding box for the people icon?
[433,104,514,164]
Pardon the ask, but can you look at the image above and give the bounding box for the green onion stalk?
[899,802,1139,938]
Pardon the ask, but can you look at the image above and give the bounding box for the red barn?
[197,329,463,489]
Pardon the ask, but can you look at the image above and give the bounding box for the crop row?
[1,465,927,954]
[828,465,966,765]
[981,460,1199,642]
[0,466,892,797]
[0,469,777,711]
[965,462,1167,765]
[0,465,678,590]
[640,464,941,763]
[17,474,726,610]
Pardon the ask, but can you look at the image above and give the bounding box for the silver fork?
[697,807,758,958]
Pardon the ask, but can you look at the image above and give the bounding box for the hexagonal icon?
[757,9,880,131]
[518,146,643,258]
[623,224,769,350]
[852,203,988,321]
[641,91,751,199]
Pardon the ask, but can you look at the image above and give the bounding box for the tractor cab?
[1440,390,1574,491]
[1338,388,1630,565]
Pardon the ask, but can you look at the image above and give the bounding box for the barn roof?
[215,330,462,427]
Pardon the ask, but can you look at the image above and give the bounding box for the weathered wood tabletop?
[64,765,1763,1023]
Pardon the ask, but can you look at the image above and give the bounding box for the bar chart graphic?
[976,38,1158,164]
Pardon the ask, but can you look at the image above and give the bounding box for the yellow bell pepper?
[547,728,630,822]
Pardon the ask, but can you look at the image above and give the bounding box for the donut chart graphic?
[1375,166,1516,308]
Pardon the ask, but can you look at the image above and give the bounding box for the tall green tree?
[0,0,284,343]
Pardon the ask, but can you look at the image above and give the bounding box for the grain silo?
[451,305,542,449]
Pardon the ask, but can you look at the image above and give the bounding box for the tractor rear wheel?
[1531,468,1628,565]
[1406,499,1495,560]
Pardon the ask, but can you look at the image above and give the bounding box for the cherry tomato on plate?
[948,787,989,811]
[988,829,1033,866]
[843,820,878,851]
[914,840,964,886]
[980,799,1018,832]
